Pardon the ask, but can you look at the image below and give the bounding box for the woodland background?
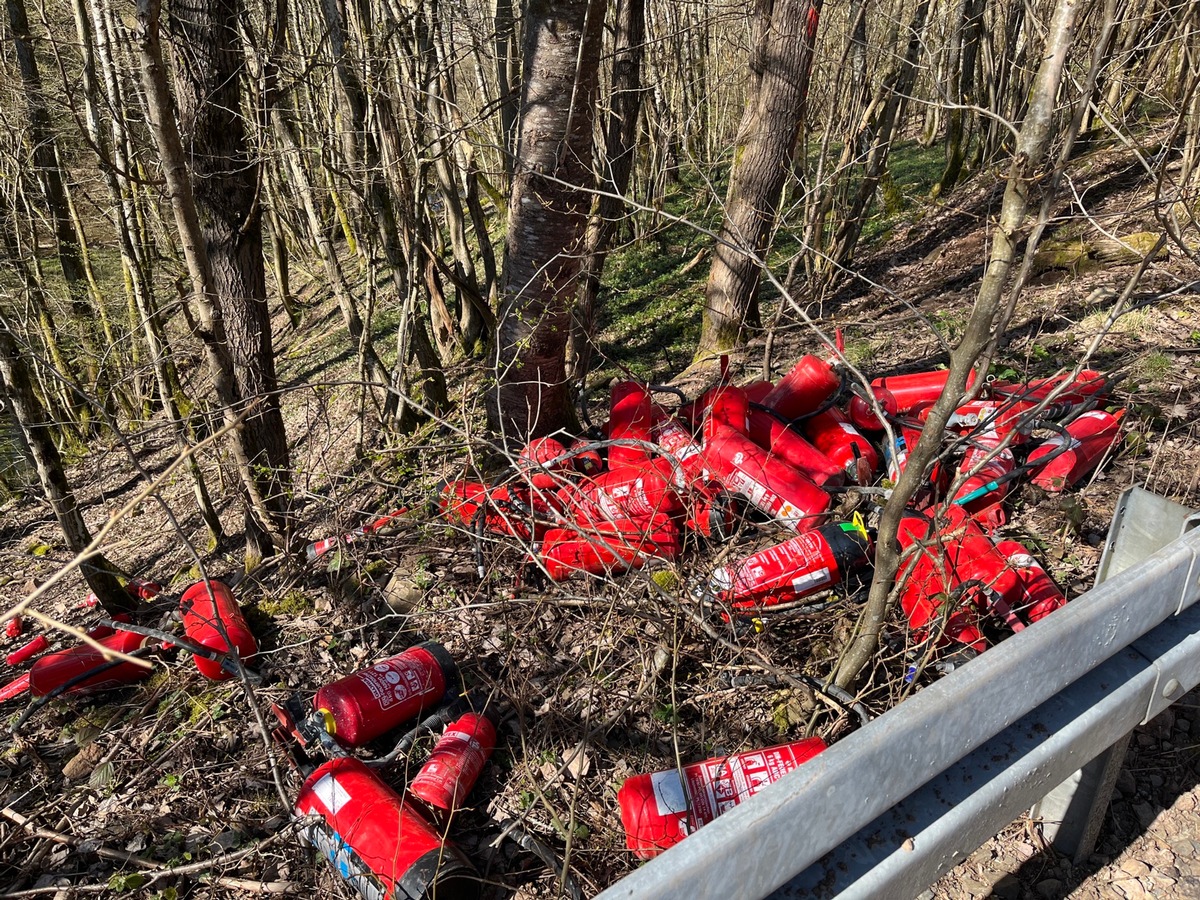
[2,0,1200,895]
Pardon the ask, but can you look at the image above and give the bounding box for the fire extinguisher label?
[300,822,387,900]
[686,747,805,825]
[649,770,690,817]
[362,660,427,710]
[309,773,351,815]
[791,566,832,594]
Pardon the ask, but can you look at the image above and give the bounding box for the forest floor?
[2,132,1200,900]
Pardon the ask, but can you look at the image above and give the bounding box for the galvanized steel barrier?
[597,493,1200,900]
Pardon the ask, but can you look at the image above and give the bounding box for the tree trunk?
[6,0,107,430]
[697,0,823,357]
[135,0,292,561]
[0,317,134,616]
[490,0,605,440]
[567,0,647,381]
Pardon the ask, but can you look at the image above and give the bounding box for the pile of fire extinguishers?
[440,350,1122,663]
[436,351,1123,858]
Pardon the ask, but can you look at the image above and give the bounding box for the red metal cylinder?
[934,399,1036,443]
[802,407,879,485]
[881,424,926,484]
[409,710,498,813]
[568,438,603,477]
[950,433,1016,512]
[313,642,458,748]
[618,737,827,859]
[1027,410,1124,492]
[653,416,706,487]
[295,756,478,900]
[608,381,655,468]
[992,368,1107,406]
[539,513,681,581]
[701,521,871,612]
[517,436,570,474]
[849,369,976,431]
[703,424,831,531]
[577,464,685,523]
[28,629,150,697]
[995,540,1067,625]
[0,672,30,703]
[760,355,839,420]
[5,616,23,639]
[6,634,49,666]
[703,386,750,438]
[746,410,844,487]
[180,580,258,681]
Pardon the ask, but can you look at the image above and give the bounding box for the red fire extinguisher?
[0,672,30,703]
[440,479,561,541]
[992,368,1108,406]
[295,756,479,900]
[539,513,682,581]
[312,641,458,747]
[746,410,845,487]
[699,520,871,612]
[703,424,831,531]
[6,634,49,666]
[409,708,498,814]
[608,381,655,468]
[703,386,751,436]
[1027,410,1124,491]
[566,464,686,524]
[568,438,604,476]
[618,737,827,859]
[653,415,706,486]
[933,399,1036,444]
[950,433,1016,512]
[802,408,879,485]
[896,505,1027,649]
[760,354,840,420]
[849,369,977,431]
[881,424,926,483]
[28,629,152,697]
[180,580,258,680]
[995,539,1067,624]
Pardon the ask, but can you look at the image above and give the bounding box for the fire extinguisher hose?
[494,819,583,900]
[11,648,155,735]
[364,699,467,768]
[951,421,1075,507]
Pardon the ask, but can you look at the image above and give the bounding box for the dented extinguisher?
[295,756,479,900]
[311,641,458,747]
[409,707,498,814]
[617,737,827,859]
[699,520,871,613]
[180,580,258,680]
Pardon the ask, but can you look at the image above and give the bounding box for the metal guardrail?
[597,492,1200,900]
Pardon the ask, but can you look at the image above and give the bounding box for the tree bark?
[135,0,292,561]
[697,0,823,357]
[490,0,605,440]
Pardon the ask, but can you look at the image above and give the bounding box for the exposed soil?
[1,136,1199,899]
